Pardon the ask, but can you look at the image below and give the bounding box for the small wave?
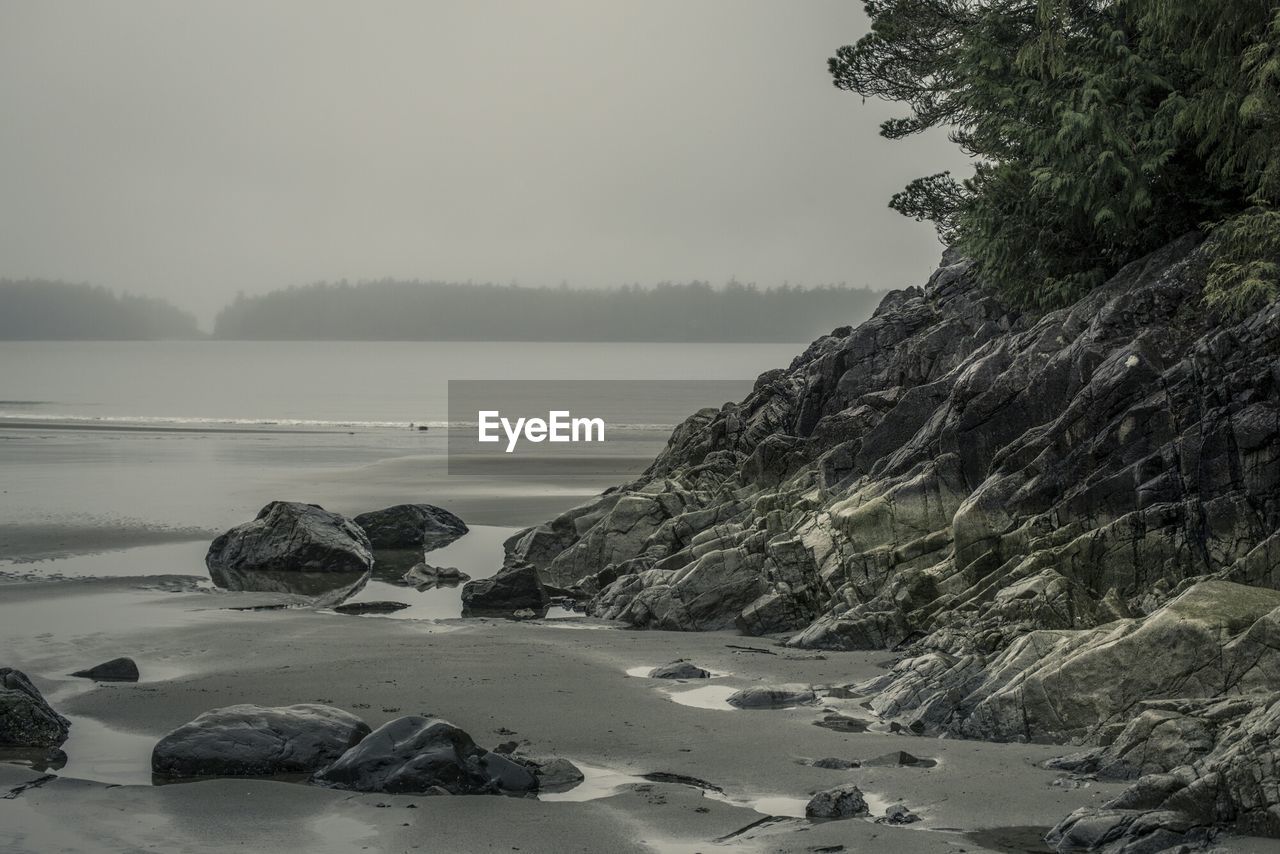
[0,412,679,432]
[0,412,439,430]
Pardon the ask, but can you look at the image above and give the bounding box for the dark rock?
[725,685,817,709]
[879,804,921,825]
[813,714,870,733]
[207,502,373,577]
[864,751,934,768]
[640,771,724,792]
[354,504,468,550]
[805,783,869,819]
[534,757,585,791]
[151,704,371,778]
[0,668,70,747]
[812,757,859,770]
[461,563,548,615]
[332,601,410,615]
[312,716,537,794]
[404,563,471,589]
[648,660,711,679]
[70,656,139,682]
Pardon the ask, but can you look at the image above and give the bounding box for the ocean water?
[0,340,798,427]
[0,340,802,558]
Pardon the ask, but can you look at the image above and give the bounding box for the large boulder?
[461,563,548,615]
[0,667,70,748]
[313,716,537,794]
[151,704,371,778]
[206,502,373,577]
[354,504,468,550]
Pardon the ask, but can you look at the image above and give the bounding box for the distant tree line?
[0,279,202,340]
[212,279,887,342]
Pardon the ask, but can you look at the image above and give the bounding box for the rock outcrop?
[500,233,1280,848]
[207,502,373,577]
[152,704,371,778]
[0,667,70,747]
[353,504,468,550]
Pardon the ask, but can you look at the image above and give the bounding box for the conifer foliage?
[831,0,1280,311]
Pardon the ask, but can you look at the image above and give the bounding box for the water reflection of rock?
[369,549,422,586]
[208,565,369,606]
[0,746,67,772]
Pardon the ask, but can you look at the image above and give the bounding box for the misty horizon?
[1,275,889,342]
[0,1,965,325]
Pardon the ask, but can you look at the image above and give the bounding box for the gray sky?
[0,1,966,325]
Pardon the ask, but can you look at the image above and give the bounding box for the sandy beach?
[1,574,1145,854]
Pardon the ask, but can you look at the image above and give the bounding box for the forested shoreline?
[0,280,202,340]
[211,279,886,342]
[0,278,887,342]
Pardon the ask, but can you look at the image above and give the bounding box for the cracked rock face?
[0,667,70,748]
[207,502,373,577]
[151,704,372,778]
[500,233,1280,848]
[1048,692,1280,851]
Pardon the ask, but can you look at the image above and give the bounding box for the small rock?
[332,601,410,615]
[726,685,817,709]
[512,608,538,620]
[805,783,869,819]
[812,757,860,770]
[879,804,921,825]
[70,656,140,682]
[404,564,471,588]
[649,660,711,679]
[864,750,934,768]
[534,757,585,791]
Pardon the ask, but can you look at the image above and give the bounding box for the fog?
[0,1,965,325]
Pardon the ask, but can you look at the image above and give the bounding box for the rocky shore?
[502,234,1280,851]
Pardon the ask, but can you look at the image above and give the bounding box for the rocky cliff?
[503,232,1280,849]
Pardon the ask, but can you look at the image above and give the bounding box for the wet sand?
[0,575,1143,854]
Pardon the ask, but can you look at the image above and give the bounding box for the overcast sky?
[0,1,966,325]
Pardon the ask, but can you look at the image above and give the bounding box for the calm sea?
[0,340,799,428]
[0,340,802,554]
